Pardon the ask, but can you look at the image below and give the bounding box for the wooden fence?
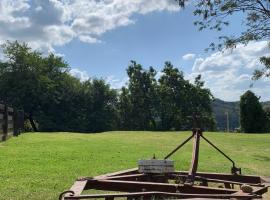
[0,104,24,142]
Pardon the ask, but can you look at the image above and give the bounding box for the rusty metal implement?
[60,129,270,199]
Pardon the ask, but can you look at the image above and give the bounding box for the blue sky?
[0,0,269,101]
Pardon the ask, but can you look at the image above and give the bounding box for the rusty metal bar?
[61,128,269,200]
[175,171,262,184]
[164,134,193,159]
[200,134,241,174]
[103,173,146,181]
[94,168,138,179]
[86,179,238,194]
[59,180,88,200]
[169,174,263,187]
[253,186,268,195]
[69,180,87,196]
[186,129,201,184]
[63,191,260,199]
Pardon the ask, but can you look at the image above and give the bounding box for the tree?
[185,75,216,130]
[124,61,158,130]
[0,41,68,131]
[157,62,187,130]
[118,87,132,130]
[176,0,270,79]
[84,79,118,132]
[240,90,267,133]
[0,41,118,133]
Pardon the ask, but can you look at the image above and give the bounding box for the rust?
[60,129,270,199]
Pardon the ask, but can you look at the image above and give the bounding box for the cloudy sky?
[0,0,269,101]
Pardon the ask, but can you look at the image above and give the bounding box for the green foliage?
[253,55,270,80]
[157,62,186,130]
[176,0,270,79]
[240,90,267,133]
[0,41,215,132]
[120,61,158,130]
[118,61,216,131]
[0,41,69,130]
[0,41,118,132]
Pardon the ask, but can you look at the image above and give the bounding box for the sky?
[0,0,269,101]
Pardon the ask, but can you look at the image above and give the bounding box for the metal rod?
[63,192,260,199]
[164,134,194,159]
[186,129,201,184]
[201,135,235,167]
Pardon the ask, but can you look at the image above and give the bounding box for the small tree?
[240,90,267,133]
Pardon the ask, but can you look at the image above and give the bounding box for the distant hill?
[212,99,270,131]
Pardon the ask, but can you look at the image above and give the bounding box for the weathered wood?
[8,115,13,121]
[0,133,4,141]
[0,105,23,141]
[2,105,8,141]
[7,107,13,113]
[0,104,4,110]
[8,123,13,129]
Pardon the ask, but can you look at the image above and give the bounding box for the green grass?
[0,131,270,200]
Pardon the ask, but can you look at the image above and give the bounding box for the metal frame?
[60,129,270,199]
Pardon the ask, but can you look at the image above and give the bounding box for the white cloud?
[0,0,179,53]
[190,41,270,101]
[69,71,128,88]
[182,53,196,61]
[69,68,90,82]
[79,35,102,44]
[105,75,128,89]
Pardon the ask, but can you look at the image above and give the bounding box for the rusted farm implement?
[60,129,270,199]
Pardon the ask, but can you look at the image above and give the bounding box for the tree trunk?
[29,113,38,132]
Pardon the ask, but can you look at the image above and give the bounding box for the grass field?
[0,131,270,200]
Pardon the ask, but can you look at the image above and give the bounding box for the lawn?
[0,131,270,200]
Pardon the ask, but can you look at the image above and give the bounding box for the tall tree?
[185,75,216,130]
[240,90,267,133]
[0,41,68,131]
[85,79,118,132]
[118,87,132,130]
[157,62,187,130]
[125,61,157,130]
[176,0,270,79]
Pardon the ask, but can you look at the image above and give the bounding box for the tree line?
[0,41,215,132]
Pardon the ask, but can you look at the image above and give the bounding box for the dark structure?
[60,129,270,199]
[0,103,24,141]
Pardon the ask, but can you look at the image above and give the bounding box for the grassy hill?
[0,131,270,200]
[212,99,270,131]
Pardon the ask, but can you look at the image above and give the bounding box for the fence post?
[13,109,18,136]
[0,104,3,141]
[14,110,24,136]
[3,104,8,141]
